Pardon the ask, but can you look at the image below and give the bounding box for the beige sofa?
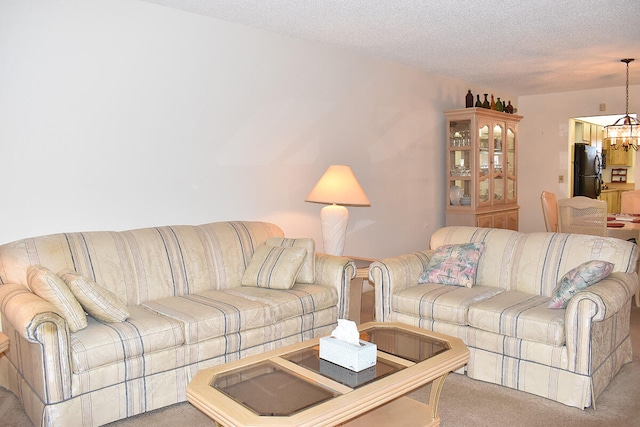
[369,226,638,409]
[0,221,355,426]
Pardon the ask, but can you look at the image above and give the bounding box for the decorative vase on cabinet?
[445,107,523,230]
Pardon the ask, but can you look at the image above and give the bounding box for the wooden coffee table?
[187,322,469,426]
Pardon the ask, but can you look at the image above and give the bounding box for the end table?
[0,333,8,355]
[347,256,375,324]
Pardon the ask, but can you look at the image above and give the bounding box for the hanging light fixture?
[606,58,639,151]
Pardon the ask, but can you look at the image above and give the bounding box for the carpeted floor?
[1,292,639,427]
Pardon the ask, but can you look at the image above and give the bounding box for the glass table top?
[212,360,338,416]
[211,324,451,417]
[282,346,404,389]
[361,325,449,362]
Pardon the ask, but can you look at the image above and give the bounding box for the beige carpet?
[1,296,639,427]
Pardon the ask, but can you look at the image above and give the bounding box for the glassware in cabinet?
[448,119,472,207]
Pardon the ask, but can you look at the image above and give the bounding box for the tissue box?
[319,336,377,372]
[319,360,377,388]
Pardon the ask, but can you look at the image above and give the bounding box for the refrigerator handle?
[595,175,602,197]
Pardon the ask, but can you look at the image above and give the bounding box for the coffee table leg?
[428,373,449,421]
[340,373,451,426]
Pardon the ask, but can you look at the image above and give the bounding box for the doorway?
[571,114,637,213]
[573,114,636,184]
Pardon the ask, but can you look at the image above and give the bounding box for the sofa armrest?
[314,254,356,319]
[564,272,638,373]
[368,251,432,321]
[0,283,72,402]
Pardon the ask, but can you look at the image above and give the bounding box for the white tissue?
[330,319,360,346]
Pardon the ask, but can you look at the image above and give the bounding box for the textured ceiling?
[141,0,640,96]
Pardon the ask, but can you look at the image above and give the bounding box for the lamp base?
[320,204,349,256]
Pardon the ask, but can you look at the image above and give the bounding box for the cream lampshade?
[305,165,370,256]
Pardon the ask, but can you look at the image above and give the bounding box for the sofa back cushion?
[509,232,637,296]
[0,221,284,305]
[429,227,521,291]
[430,226,639,297]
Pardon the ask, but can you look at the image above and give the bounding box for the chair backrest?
[620,190,640,214]
[557,196,608,237]
[540,191,558,232]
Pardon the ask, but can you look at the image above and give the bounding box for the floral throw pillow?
[548,260,614,309]
[418,242,485,288]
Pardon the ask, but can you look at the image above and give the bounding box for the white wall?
[0,0,508,259]
[6,1,629,256]
[517,85,640,232]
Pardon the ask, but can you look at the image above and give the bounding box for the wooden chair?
[619,190,640,307]
[620,190,640,215]
[540,191,558,232]
[557,196,607,237]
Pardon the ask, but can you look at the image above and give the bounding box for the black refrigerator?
[573,143,601,198]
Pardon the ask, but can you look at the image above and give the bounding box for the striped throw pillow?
[26,265,88,332]
[266,237,315,283]
[241,244,307,289]
[58,270,130,322]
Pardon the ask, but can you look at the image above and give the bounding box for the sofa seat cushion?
[143,290,274,344]
[226,284,337,322]
[70,305,185,373]
[142,284,337,345]
[467,291,566,346]
[392,283,504,325]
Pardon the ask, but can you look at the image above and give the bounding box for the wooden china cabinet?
[445,108,523,230]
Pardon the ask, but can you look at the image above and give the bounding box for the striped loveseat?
[0,221,355,426]
[370,226,638,409]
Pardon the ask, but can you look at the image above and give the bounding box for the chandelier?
[606,58,639,151]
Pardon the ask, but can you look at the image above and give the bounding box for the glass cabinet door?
[448,120,472,206]
[492,123,504,205]
[478,123,490,205]
[506,126,517,202]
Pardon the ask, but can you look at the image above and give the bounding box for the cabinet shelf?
[445,108,523,231]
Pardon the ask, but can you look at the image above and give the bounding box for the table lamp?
[305,165,370,256]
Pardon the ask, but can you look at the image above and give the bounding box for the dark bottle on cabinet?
[475,95,482,107]
[482,94,490,109]
[466,90,474,108]
[490,94,496,110]
[496,97,503,112]
[506,101,513,114]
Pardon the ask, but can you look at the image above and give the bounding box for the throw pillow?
[266,237,316,284]
[548,260,614,309]
[58,269,130,322]
[26,265,88,332]
[241,244,307,290]
[418,242,485,288]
